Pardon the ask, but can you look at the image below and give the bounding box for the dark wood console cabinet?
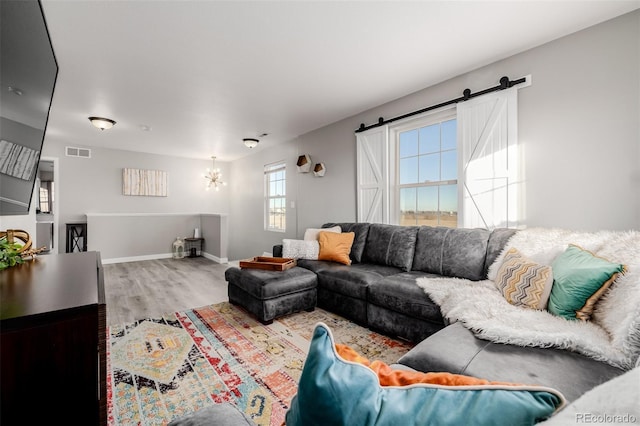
[0,251,106,426]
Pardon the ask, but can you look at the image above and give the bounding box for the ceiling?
[39,1,640,162]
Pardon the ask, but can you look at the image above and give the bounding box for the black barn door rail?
[355,76,526,133]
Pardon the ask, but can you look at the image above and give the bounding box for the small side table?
[184,237,204,257]
[66,222,87,253]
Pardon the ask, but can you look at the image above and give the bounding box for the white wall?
[228,10,640,260]
[40,139,230,251]
[228,139,299,260]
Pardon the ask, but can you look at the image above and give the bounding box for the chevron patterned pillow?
[494,248,554,310]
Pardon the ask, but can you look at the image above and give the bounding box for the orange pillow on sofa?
[318,231,355,265]
[336,343,519,387]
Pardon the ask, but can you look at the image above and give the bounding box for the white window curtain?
[457,87,521,229]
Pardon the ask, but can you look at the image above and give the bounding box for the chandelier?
[204,156,226,191]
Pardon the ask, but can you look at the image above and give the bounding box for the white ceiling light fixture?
[243,138,259,149]
[88,116,116,130]
[203,156,226,191]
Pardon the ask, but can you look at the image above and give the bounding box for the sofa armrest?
[273,244,283,257]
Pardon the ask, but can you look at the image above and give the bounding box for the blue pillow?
[285,323,566,426]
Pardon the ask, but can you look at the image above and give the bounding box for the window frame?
[264,161,287,232]
[388,106,458,226]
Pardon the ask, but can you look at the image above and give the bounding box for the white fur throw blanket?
[416,228,640,370]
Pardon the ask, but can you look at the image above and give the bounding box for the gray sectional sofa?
[271,222,626,402]
[285,223,515,343]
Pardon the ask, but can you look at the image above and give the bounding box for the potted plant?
[0,237,24,270]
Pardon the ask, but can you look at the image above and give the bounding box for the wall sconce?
[297,154,311,173]
[243,138,259,149]
[203,156,227,191]
[313,163,326,177]
[88,116,116,130]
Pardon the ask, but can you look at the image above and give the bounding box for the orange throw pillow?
[335,343,520,387]
[317,231,355,265]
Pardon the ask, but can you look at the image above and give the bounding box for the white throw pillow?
[303,226,341,241]
[282,239,319,260]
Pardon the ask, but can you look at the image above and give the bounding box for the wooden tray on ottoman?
[239,256,297,271]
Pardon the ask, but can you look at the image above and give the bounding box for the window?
[39,187,50,213]
[357,87,520,229]
[264,161,286,232]
[395,112,458,227]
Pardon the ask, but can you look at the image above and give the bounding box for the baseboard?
[102,252,228,265]
[202,252,228,264]
[102,253,173,264]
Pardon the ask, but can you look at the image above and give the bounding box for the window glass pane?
[441,149,457,180]
[419,124,439,154]
[279,205,286,228]
[419,153,439,183]
[399,157,418,184]
[400,187,416,226]
[417,186,438,226]
[394,115,457,229]
[399,130,418,158]
[439,184,458,228]
[264,162,286,231]
[441,119,457,150]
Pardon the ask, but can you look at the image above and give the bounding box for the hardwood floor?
[103,257,234,326]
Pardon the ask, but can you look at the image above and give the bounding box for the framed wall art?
[122,168,167,197]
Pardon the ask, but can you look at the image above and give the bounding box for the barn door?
[458,88,520,229]
[356,126,389,223]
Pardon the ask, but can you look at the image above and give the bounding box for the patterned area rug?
[107,302,414,426]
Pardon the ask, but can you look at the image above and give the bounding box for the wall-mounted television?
[0,0,58,215]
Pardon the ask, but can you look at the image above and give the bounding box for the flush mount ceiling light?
[243,138,259,149]
[203,156,227,191]
[88,116,116,131]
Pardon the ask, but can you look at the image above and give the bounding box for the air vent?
[66,146,91,158]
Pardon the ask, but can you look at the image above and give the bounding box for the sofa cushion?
[296,259,341,274]
[316,263,399,300]
[494,248,553,310]
[282,239,319,260]
[303,225,341,241]
[548,244,626,321]
[317,231,355,265]
[322,223,370,263]
[367,272,443,323]
[361,224,419,271]
[412,227,490,280]
[485,228,518,273]
[398,322,625,403]
[286,323,565,426]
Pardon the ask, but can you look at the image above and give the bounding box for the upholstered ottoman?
[225,266,317,324]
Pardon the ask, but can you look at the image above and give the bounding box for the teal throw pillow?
[548,244,625,321]
[285,323,565,426]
